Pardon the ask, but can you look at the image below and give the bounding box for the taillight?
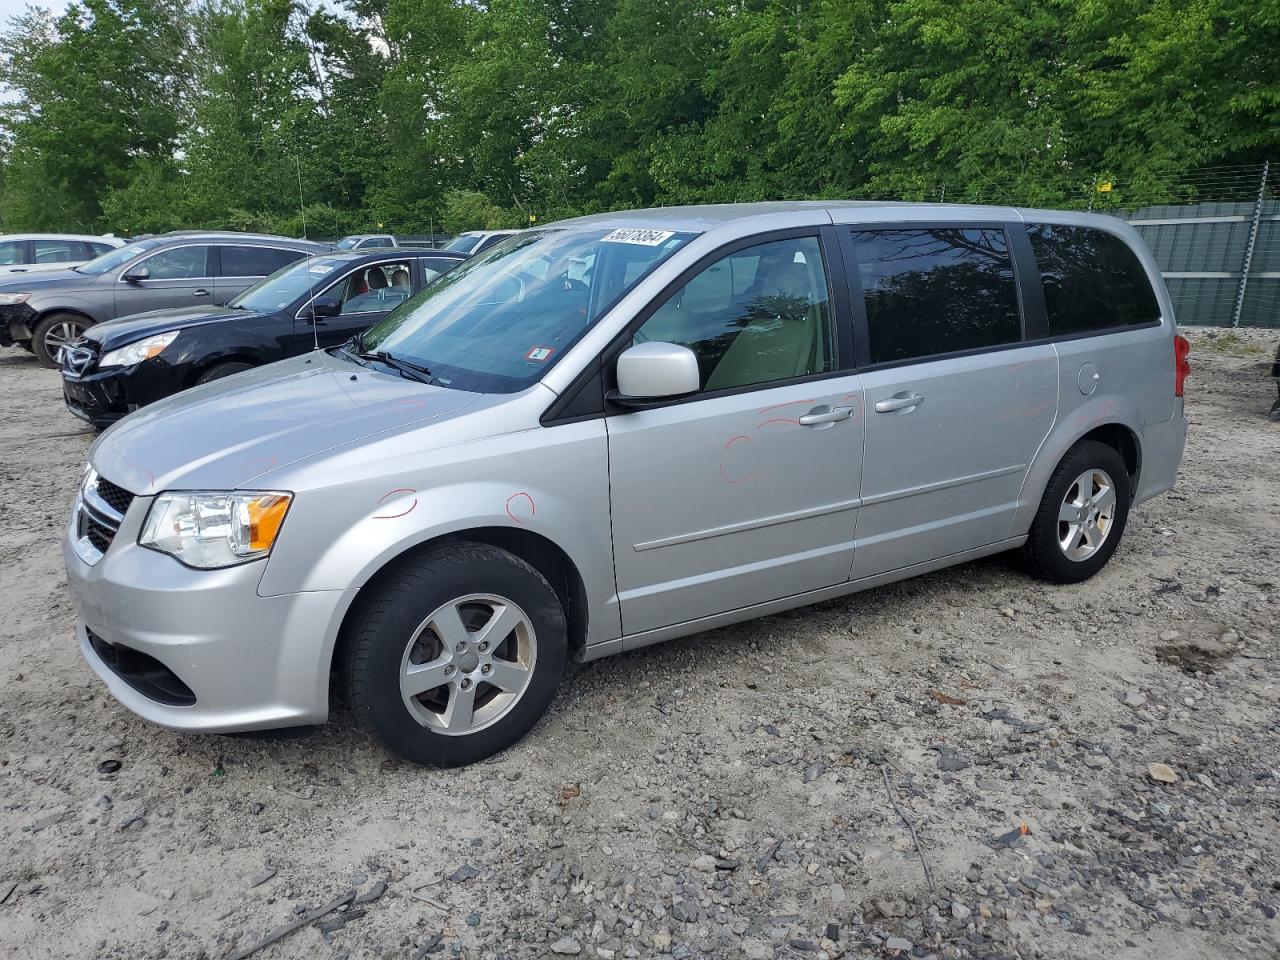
[1174,334,1190,397]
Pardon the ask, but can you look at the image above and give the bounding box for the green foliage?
[0,0,1275,235]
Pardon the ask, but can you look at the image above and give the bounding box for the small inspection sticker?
[308,264,334,275]
[601,228,675,246]
[525,346,556,362]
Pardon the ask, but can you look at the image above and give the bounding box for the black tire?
[342,543,567,767]
[195,361,253,385]
[1022,440,1131,584]
[32,312,90,368]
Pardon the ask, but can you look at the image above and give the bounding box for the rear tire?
[1022,440,1131,584]
[195,361,253,385]
[342,543,567,767]
[32,312,90,367]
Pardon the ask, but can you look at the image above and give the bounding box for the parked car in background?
[336,234,397,250]
[64,202,1187,767]
[61,248,466,428]
[0,233,124,276]
[0,231,328,366]
[442,229,519,255]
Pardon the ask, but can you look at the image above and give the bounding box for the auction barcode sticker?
[601,228,675,246]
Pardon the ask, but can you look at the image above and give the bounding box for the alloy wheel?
[1057,468,1117,562]
[398,593,537,735]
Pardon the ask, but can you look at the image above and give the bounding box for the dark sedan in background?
[0,231,329,365]
[60,248,465,429]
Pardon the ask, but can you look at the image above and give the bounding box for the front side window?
[1028,224,1160,334]
[359,227,698,393]
[33,239,78,263]
[850,227,1022,364]
[633,236,835,392]
[330,262,414,314]
[138,245,210,280]
[0,240,25,265]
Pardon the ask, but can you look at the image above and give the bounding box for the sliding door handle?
[874,392,925,413]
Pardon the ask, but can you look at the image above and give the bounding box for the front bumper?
[61,361,185,428]
[0,304,35,347]
[64,490,354,732]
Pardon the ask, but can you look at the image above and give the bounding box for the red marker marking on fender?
[505,492,536,524]
[373,488,418,519]
[391,396,431,411]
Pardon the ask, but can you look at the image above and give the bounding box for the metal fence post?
[1231,161,1269,327]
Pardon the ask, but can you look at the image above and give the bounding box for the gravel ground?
[1,328,1278,960]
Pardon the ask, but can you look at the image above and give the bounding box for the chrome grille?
[74,470,134,564]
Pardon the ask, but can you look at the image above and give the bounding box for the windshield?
[230,256,351,312]
[75,238,162,275]
[359,227,697,393]
[336,237,360,250]
[443,233,481,253]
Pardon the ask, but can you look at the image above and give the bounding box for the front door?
[114,244,216,317]
[607,233,865,636]
[301,259,419,349]
[841,225,1058,578]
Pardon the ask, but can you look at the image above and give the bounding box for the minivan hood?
[90,352,482,493]
[87,305,250,351]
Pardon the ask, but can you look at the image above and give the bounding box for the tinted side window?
[1028,225,1160,334]
[634,236,835,392]
[140,245,211,279]
[0,240,27,265]
[850,227,1022,365]
[220,245,306,277]
[88,242,116,257]
[33,239,79,263]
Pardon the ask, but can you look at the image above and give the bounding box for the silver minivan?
[64,203,1189,766]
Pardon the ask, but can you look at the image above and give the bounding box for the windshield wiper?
[359,350,435,384]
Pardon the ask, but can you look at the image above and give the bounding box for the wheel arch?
[186,354,259,387]
[329,526,590,694]
[1013,395,1146,538]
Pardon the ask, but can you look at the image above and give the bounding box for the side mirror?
[612,341,700,406]
[121,266,150,283]
[308,295,341,319]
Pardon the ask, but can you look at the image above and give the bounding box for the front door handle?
[874,392,925,413]
[798,405,853,426]
[193,288,210,296]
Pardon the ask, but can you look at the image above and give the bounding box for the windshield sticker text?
[600,228,675,246]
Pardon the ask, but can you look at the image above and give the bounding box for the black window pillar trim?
[540,223,854,427]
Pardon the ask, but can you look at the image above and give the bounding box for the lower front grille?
[87,629,196,706]
[83,513,115,553]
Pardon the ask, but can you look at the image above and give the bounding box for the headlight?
[140,491,292,568]
[100,330,180,368]
[0,293,31,306]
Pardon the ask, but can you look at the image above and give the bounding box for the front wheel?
[343,543,567,767]
[32,312,90,367]
[195,361,253,385]
[1022,440,1131,584]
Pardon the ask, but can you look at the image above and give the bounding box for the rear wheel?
[343,543,567,767]
[1023,440,1131,584]
[32,312,89,367]
[195,361,253,385]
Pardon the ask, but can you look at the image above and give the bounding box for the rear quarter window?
[1027,225,1160,335]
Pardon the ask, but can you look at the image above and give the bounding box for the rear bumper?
[64,492,354,732]
[1135,402,1187,506]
